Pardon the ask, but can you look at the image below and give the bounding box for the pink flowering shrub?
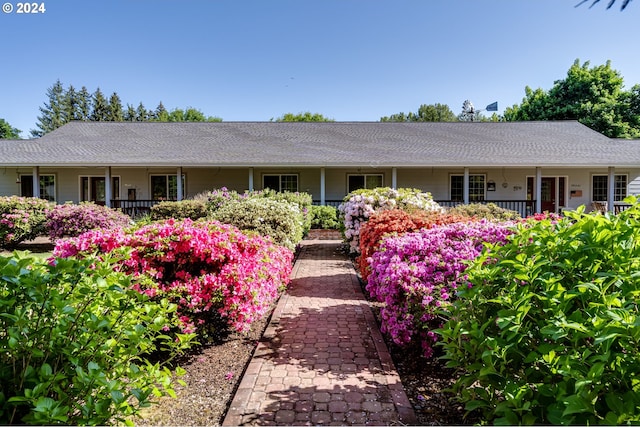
[338,188,443,254]
[0,196,52,249]
[46,202,132,239]
[366,220,515,358]
[54,218,293,336]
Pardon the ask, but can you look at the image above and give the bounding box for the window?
[263,174,298,192]
[347,174,383,193]
[592,174,627,201]
[151,174,185,200]
[450,175,485,201]
[20,174,56,202]
[81,176,120,203]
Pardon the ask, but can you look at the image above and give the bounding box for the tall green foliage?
[31,80,67,137]
[0,118,21,139]
[504,59,640,138]
[439,199,640,424]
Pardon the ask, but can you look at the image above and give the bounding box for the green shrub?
[439,199,640,425]
[0,196,52,249]
[211,198,303,250]
[310,205,339,229]
[0,253,195,425]
[448,202,521,221]
[259,190,313,235]
[150,200,208,221]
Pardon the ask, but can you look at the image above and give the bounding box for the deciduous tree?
[0,118,21,139]
[272,112,334,122]
[381,103,457,122]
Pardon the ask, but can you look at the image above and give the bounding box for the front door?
[541,177,556,212]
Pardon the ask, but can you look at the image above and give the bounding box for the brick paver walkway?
[223,240,416,426]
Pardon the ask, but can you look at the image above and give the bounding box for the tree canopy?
[380,103,458,122]
[31,80,223,136]
[271,112,334,122]
[504,59,640,138]
[0,118,21,139]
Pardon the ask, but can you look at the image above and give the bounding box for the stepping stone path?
[223,239,416,426]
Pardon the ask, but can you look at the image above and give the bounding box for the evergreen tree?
[108,92,124,121]
[77,86,91,121]
[91,88,109,122]
[136,102,149,121]
[153,102,168,121]
[31,79,67,137]
[124,104,137,121]
[64,85,81,122]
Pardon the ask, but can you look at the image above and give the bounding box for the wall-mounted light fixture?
[487,180,496,191]
[15,172,20,184]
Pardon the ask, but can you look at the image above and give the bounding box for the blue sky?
[1,0,638,137]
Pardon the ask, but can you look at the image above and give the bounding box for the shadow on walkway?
[223,240,416,426]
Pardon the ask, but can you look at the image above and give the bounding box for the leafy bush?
[357,209,471,281]
[54,219,293,335]
[367,220,515,358]
[448,202,521,221]
[149,200,208,221]
[46,202,132,239]
[310,205,339,229]
[0,196,52,249]
[439,200,640,424]
[193,187,244,214]
[252,189,313,235]
[338,187,443,254]
[210,198,304,250]
[0,253,194,425]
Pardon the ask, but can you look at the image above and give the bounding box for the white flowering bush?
[338,187,443,254]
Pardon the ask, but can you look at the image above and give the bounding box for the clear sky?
[1,0,638,137]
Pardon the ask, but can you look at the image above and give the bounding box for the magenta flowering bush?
[46,202,132,239]
[366,220,515,358]
[0,196,52,249]
[54,218,293,336]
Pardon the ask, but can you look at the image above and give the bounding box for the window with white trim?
[151,174,185,200]
[347,174,383,193]
[80,176,120,203]
[263,174,298,192]
[20,174,56,202]
[592,174,627,201]
[450,174,485,202]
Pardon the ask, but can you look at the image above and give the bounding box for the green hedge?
[439,199,640,424]
[0,253,195,425]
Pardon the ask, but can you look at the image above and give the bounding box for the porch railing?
[436,200,536,217]
[111,199,166,218]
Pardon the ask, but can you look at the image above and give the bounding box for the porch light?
[15,172,20,184]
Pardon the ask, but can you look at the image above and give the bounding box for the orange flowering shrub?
[357,209,470,281]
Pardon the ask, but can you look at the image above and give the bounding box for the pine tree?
[135,102,148,121]
[124,104,137,121]
[77,86,91,121]
[64,85,81,122]
[31,79,67,137]
[91,88,109,122]
[108,92,124,121]
[0,118,21,139]
[154,102,169,121]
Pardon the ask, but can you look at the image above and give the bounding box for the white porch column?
[248,168,254,191]
[320,167,326,205]
[176,167,183,201]
[32,166,40,199]
[463,167,470,205]
[391,167,397,189]
[105,166,112,207]
[535,167,542,213]
[608,166,616,212]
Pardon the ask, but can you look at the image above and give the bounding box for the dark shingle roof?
[1,121,638,168]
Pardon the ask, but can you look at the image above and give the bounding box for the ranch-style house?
[1,120,639,217]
